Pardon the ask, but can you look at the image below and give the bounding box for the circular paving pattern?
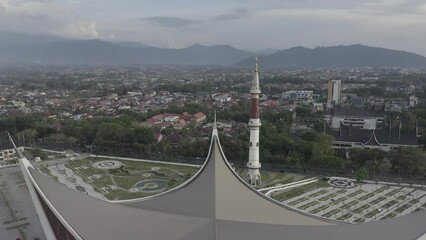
[131,179,168,193]
[92,160,123,170]
[328,178,355,188]
[75,185,86,192]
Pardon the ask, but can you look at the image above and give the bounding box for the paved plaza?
[280,180,426,223]
[0,166,46,240]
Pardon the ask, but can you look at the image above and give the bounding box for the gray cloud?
[216,8,250,21]
[140,17,201,28]
[374,0,425,14]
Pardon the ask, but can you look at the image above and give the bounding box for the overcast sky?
[1,0,426,55]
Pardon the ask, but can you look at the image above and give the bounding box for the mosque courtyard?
[44,157,199,200]
[271,178,426,223]
[31,148,426,223]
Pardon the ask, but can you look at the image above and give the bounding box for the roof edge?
[212,129,340,225]
[112,123,219,204]
[17,150,82,239]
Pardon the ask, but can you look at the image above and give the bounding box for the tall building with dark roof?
[326,122,418,151]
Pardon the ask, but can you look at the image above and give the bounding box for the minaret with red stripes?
[246,58,261,186]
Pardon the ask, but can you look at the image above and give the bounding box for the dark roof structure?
[328,106,385,118]
[16,126,426,240]
[326,122,418,146]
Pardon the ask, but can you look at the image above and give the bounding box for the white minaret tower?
[246,58,261,186]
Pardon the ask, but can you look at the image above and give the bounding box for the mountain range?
[1,31,426,68]
[236,45,426,68]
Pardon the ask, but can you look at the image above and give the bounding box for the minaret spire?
[251,57,261,94]
[246,58,262,187]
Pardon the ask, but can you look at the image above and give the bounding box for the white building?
[0,148,18,167]
[409,95,419,108]
[282,90,313,104]
[324,107,385,130]
[327,80,341,105]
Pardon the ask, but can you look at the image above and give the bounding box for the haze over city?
[1,0,426,55]
[1,1,426,240]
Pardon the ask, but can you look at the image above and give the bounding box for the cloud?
[51,21,99,38]
[216,8,250,21]
[362,0,426,14]
[24,0,51,2]
[140,16,201,28]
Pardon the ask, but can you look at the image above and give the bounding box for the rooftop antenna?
[323,120,326,134]
[399,121,402,140]
[416,121,419,137]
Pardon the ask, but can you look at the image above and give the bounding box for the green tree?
[390,147,426,177]
[356,167,369,182]
[310,134,342,168]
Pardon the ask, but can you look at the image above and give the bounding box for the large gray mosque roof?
[19,127,426,240]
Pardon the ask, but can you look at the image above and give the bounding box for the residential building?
[325,107,385,130]
[0,148,17,167]
[282,90,313,104]
[409,95,419,108]
[327,80,342,105]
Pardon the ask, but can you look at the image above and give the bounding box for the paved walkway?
[49,164,109,201]
[281,182,426,223]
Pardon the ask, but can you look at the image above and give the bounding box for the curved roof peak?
[14,127,426,240]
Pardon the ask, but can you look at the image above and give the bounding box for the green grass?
[352,204,370,214]
[385,188,401,197]
[397,195,407,201]
[331,197,348,205]
[318,193,338,201]
[341,200,359,209]
[370,196,387,205]
[373,185,390,194]
[395,204,411,213]
[272,180,328,202]
[299,201,319,210]
[309,205,329,214]
[288,197,309,206]
[381,212,397,220]
[358,192,375,201]
[63,157,199,200]
[308,189,328,198]
[364,209,381,218]
[382,200,398,209]
[337,213,353,221]
[347,189,364,198]
[322,209,341,218]
[263,176,296,188]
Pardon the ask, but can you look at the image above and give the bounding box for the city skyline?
[1,0,426,55]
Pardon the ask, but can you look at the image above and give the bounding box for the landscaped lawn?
[63,157,199,200]
[272,180,328,202]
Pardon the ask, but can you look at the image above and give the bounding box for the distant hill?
[236,44,426,68]
[0,32,254,65]
[1,32,425,67]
